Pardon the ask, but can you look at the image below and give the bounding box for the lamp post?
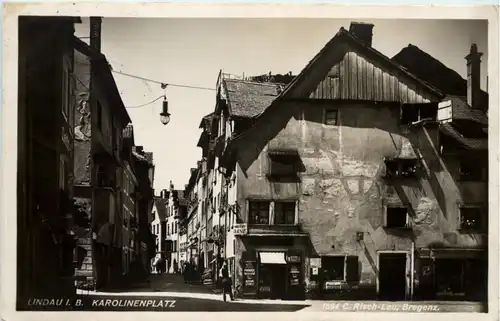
[160,97,171,125]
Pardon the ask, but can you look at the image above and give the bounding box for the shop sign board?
[288,264,301,288]
[233,224,248,236]
[242,260,257,295]
[244,268,256,276]
[310,258,321,267]
[324,281,342,290]
[287,255,301,263]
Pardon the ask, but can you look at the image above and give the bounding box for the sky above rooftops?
[74,18,488,191]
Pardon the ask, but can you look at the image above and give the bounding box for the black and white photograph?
[1,3,499,318]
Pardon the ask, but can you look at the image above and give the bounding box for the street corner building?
[16,16,156,308]
[184,22,489,302]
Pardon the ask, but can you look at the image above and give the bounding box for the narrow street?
[72,273,486,312]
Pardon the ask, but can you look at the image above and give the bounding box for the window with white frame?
[248,200,298,225]
[248,201,270,224]
[385,205,411,228]
[274,201,296,225]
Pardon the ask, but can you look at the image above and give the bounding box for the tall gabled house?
[131,145,156,276]
[218,22,488,302]
[17,16,82,302]
[72,18,133,290]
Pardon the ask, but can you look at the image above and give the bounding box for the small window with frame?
[268,150,299,178]
[459,204,484,231]
[248,200,271,225]
[384,158,419,179]
[324,109,339,126]
[274,201,296,225]
[385,205,411,229]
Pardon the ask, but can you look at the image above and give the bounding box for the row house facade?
[72,18,155,290]
[130,145,156,277]
[186,22,489,302]
[17,16,82,303]
[165,184,186,273]
[150,184,187,273]
[151,196,167,263]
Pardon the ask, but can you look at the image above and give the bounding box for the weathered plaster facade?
[232,100,487,296]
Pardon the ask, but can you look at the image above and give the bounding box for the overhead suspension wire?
[126,95,166,109]
[111,69,216,91]
[72,61,216,109]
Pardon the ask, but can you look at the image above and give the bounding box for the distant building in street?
[183,22,488,302]
[131,144,156,277]
[164,183,186,273]
[151,195,167,268]
[17,16,82,301]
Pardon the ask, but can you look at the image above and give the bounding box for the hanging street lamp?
[160,96,171,125]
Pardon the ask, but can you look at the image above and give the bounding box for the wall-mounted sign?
[310,258,321,267]
[287,255,301,263]
[312,267,319,275]
[244,268,256,276]
[324,281,342,290]
[242,260,257,295]
[233,224,248,236]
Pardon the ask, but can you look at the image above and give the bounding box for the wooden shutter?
[345,255,360,283]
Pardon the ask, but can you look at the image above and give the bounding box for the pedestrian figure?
[183,262,190,283]
[156,256,165,274]
[221,261,233,302]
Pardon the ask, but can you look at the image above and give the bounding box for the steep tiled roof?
[223,79,282,118]
[153,198,167,221]
[440,123,488,151]
[199,112,215,130]
[392,44,488,109]
[446,96,488,125]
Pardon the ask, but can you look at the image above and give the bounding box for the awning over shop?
[259,251,287,264]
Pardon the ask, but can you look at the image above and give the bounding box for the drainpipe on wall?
[410,240,415,300]
[89,15,102,289]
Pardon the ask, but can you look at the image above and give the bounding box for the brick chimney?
[349,22,374,47]
[465,44,483,109]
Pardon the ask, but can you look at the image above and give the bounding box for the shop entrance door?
[258,251,288,299]
[269,265,287,299]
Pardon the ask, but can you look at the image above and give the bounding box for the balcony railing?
[246,224,306,236]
